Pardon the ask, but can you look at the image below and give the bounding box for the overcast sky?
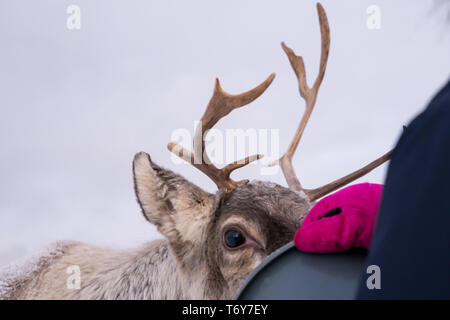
[0,0,449,267]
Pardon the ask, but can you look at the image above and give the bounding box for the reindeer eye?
[224,229,246,249]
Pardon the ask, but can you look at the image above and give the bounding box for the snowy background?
[1,0,449,267]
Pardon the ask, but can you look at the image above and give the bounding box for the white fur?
[0,239,208,300]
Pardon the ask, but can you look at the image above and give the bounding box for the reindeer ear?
[133,152,217,245]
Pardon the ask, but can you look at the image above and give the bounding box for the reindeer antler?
[274,3,392,201]
[168,74,275,193]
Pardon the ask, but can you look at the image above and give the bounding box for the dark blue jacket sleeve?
[356,79,450,299]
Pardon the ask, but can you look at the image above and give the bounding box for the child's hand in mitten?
[294,183,383,253]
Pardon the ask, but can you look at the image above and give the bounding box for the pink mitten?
[294,183,383,253]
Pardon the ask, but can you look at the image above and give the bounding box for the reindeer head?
[133,3,391,299]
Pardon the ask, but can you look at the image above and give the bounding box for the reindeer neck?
[68,239,214,300]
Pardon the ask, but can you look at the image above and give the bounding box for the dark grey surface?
[235,242,367,300]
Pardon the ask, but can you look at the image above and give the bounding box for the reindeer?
[0,3,391,300]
